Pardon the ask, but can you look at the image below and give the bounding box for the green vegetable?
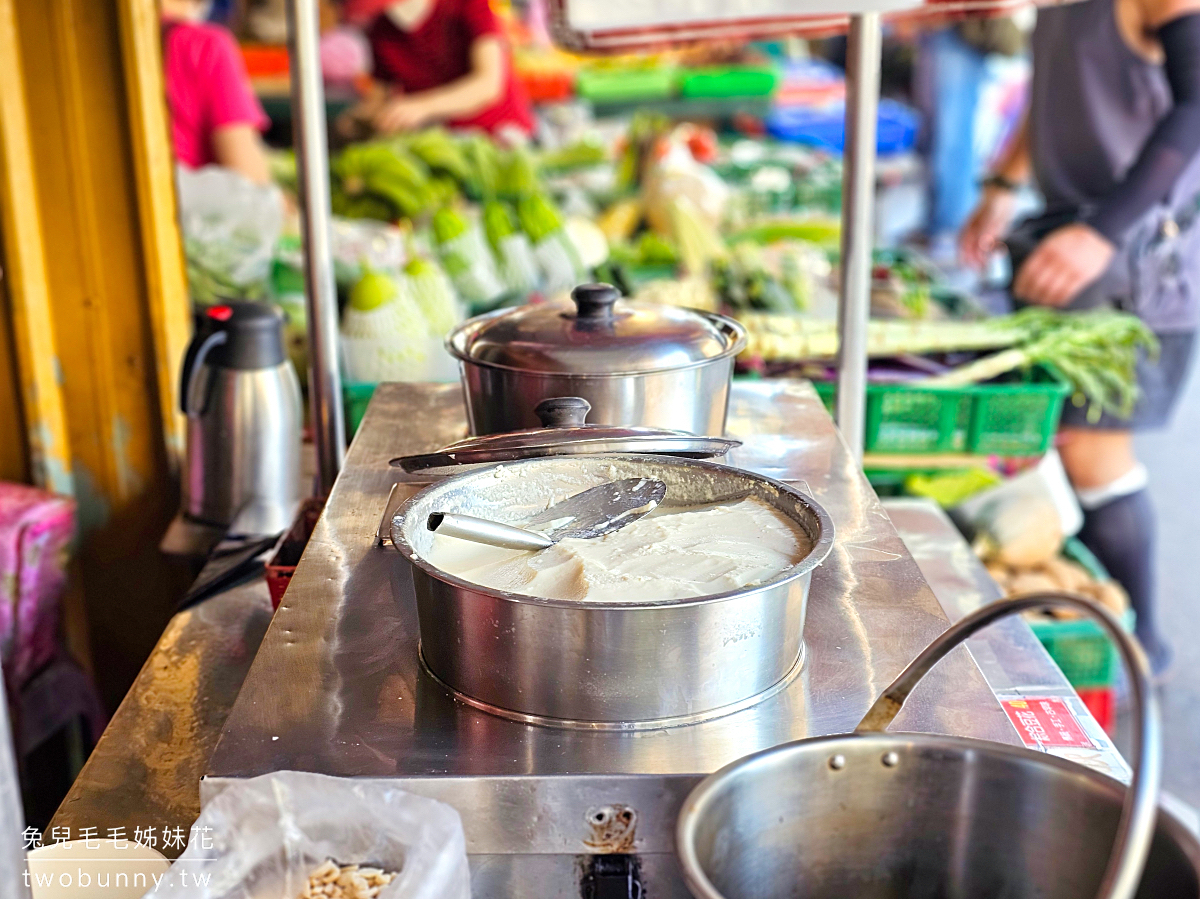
[739,315,1030,362]
[669,196,726,276]
[532,232,582,295]
[610,232,679,268]
[712,243,803,314]
[498,147,540,200]
[464,135,502,200]
[742,307,1158,422]
[269,150,297,194]
[730,217,842,249]
[483,200,516,251]
[430,212,505,303]
[432,207,469,244]
[517,193,564,244]
[331,189,396,222]
[404,128,473,186]
[617,111,670,191]
[537,139,607,173]
[904,469,1003,507]
[922,308,1159,421]
[331,142,434,220]
[403,256,460,337]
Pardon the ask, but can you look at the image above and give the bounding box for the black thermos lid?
[197,301,287,369]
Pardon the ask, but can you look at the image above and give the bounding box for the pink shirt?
[163,20,269,169]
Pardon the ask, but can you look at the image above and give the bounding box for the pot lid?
[447,283,746,374]
[391,397,741,472]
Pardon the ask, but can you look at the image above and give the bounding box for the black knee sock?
[1076,488,1168,668]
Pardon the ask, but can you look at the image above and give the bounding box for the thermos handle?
[855,592,1160,899]
[179,330,228,416]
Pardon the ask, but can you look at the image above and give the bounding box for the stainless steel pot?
[447,284,747,435]
[677,593,1195,899]
[390,455,834,729]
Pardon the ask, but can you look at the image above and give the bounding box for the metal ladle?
[427,477,667,551]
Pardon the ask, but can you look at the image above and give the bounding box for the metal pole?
[286,0,345,495]
[836,12,882,464]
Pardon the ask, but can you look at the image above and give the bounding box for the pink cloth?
[0,483,74,689]
[163,20,270,169]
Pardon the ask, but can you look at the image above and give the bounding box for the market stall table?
[48,381,1131,886]
[198,379,1017,894]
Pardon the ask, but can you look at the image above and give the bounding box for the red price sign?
[1003,698,1095,750]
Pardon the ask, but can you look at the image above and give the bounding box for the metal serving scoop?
[427,477,667,551]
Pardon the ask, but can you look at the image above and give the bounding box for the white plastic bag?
[145,772,470,899]
[177,165,284,303]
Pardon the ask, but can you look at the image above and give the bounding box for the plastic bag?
[145,772,470,899]
[177,166,284,304]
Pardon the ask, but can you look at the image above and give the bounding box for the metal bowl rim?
[390,453,835,611]
[675,731,1200,899]
[445,308,749,377]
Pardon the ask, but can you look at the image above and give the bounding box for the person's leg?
[1059,428,1171,673]
[927,28,988,240]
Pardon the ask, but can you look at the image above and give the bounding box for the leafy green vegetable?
[404,128,474,186]
[537,139,607,173]
[498,147,539,201]
[904,469,1002,507]
[729,217,841,249]
[712,243,805,313]
[331,142,434,220]
[517,193,564,244]
[610,232,680,268]
[923,308,1159,421]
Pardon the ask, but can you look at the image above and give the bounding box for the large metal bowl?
[391,455,834,729]
[677,593,1197,899]
[678,733,1200,899]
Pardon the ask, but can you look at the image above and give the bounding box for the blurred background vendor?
[161,0,272,183]
[340,0,535,139]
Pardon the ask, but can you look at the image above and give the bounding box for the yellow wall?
[0,274,30,485]
[0,0,194,707]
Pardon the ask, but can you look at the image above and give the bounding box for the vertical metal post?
[836,12,882,464]
[287,0,345,494]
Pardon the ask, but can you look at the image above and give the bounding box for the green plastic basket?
[577,69,677,103]
[1027,607,1136,689]
[1025,538,1135,689]
[343,381,377,440]
[679,66,780,99]
[813,364,1071,456]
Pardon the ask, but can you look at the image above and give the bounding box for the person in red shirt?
[342,0,535,138]
[161,0,272,183]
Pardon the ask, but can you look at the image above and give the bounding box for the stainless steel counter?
[886,497,1130,780]
[202,380,1018,895]
[52,382,1071,893]
[49,579,274,849]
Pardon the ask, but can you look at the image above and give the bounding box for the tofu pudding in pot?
[425,495,814,603]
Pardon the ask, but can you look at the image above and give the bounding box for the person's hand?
[959,186,1019,269]
[1012,223,1115,307]
[372,95,433,134]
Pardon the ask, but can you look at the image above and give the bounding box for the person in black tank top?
[959,0,1200,677]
